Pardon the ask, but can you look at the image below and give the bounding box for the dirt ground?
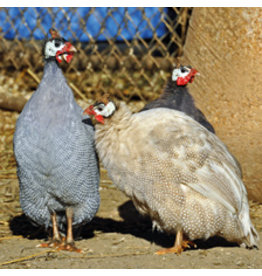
[1,100,262,269]
[0,168,262,269]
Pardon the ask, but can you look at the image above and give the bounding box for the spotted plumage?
[85,98,258,253]
[13,30,100,251]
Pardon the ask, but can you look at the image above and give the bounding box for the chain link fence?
[0,7,192,103]
[0,7,193,228]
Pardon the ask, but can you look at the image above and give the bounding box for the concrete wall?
[181,7,262,202]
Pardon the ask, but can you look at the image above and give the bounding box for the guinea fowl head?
[84,94,117,124]
[43,28,77,63]
[172,65,199,86]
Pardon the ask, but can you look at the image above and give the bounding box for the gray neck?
[29,59,74,109]
[42,60,65,81]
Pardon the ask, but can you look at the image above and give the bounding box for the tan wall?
[181,7,262,202]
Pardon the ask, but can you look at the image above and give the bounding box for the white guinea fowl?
[84,95,259,254]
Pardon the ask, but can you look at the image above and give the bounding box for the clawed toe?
[36,240,82,253]
[57,242,82,253]
[155,230,197,255]
[36,239,62,249]
[155,245,184,255]
[182,240,197,249]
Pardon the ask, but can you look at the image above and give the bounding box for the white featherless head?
[95,101,116,118]
[172,66,191,81]
[44,39,66,59]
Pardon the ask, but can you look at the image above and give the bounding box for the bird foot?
[36,239,62,249]
[182,240,197,249]
[155,245,184,255]
[36,238,82,253]
[155,240,196,255]
[57,243,82,253]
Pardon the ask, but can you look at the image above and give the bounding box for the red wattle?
[176,68,198,86]
[65,54,73,63]
[56,53,63,63]
[95,114,105,124]
[55,42,76,63]
[176,75,190,86]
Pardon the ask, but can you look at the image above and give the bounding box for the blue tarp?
[0,7,167,41]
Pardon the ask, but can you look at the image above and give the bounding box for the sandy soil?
[0,103,262,269]
[0,172,262,269]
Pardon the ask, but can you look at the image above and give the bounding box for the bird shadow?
[9,200,239,250]
[81,200,175,248]
[9,214,48,240]
[82,200,239,250]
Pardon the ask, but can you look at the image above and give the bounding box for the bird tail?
[238,198,259,248]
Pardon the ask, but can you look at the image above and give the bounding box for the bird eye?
[181,68,186,73]
[54,41,61,47]
[96,104,104,112]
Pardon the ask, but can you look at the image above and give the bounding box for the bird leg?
[51,212,62,242]
[58,207,82,253]
[37,212,62,249]
[37,209,82,253]
[155,229,196,255]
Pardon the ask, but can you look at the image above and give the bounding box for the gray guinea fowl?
[84,95,258,254]
[13,29,100,252]
[140,65,215,134]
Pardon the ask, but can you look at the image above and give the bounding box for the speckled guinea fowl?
[140,65,215,134]
[13,29,100,252]
[85,95,258,254]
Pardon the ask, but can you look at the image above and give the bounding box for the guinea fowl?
[142,65,242,175]
[84,95,258,254]
[13,29,100,252]
[140,65,215,134]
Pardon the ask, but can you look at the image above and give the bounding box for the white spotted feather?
[94,102,258,248]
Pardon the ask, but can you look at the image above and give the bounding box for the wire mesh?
[0,7,192,102]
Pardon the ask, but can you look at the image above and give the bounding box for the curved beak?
[63,42,77,54]
[190,68,199,77]
[188,68,199,83]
